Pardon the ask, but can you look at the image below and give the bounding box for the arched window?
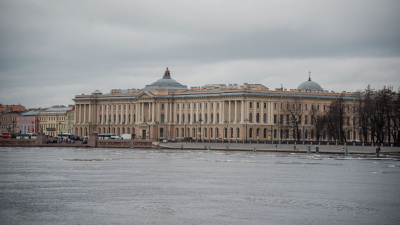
[161,114,165,123]
[249,128,253,138]
[263,128,267,138]
[187,128,190,137]
[122,127,125,134]
[117,128,120,136]
[98,128,101,134]
[160,128,164,137]
[237,128,240,138]
[103,128,106,134]
[216,128,219,138]
[224,128,227,138]
[230,128,233,138]
[286,129,289,139]
[132,128,135,137]
[256,128,260,139]
[274,129,277,138]
[249,113,253,123]
[182,113,185,123]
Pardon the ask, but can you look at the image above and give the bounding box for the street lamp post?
[244,118,249,143]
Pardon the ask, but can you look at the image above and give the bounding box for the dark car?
[182,137,193,142]
[82,137,88,144]
[167,138,177,142]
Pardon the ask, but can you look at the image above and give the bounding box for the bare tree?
[325,94,347,142]
[283,98,303,141]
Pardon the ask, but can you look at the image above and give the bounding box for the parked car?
[182,137,193,142]
[82,137,88,144]
[167,138,177,142]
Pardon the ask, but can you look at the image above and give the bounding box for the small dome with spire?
[297,71,323,91]
[144,67,188,90]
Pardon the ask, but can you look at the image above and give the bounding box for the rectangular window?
[264,103,267,109]
[280,115,283,124]
[211,103,213,109]
[286,115,290,124]
[274,103,277,109]
[183,104,185,109]
[305,116,308,124]
[188,103,190,109]
[100,105,102,110]
[119,105,121,110]
[124,105,126,110]
[347,117,350,126]
[217,103,219,109]
[353,106,355,112]
[274,115,277,124]
[162,104,164,109]
[263,113,266,123]
[347,106,350,112]
[317,105,320,110]
[323,105,326,111]
[177,104,179,109]
[257,102,259,108]
[305,104,308,110]
[200,103,202,109]
[299,104,301,110]
[250,102,252,108]
[298,115,301,124]
[280,103,283,109]
[194,103,196,109]
[205,103,207,109]
[134,104,136,110]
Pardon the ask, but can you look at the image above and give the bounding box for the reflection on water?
[0,147,399,225]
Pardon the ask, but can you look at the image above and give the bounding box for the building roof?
[297,74,323,91]
[20,111,41,116]
[144,67,188,90]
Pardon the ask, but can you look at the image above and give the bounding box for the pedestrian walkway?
[159,142,400,155]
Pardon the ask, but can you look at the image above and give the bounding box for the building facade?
[17,111,40,133]
[73,68,362,142]
[66,109,75,134]
[1,112,21,134]
[38,105,73,136]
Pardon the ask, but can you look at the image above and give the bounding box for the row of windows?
[1,117,16,121]
[18,118,34,121]
[99,102,223,112]
[39,116,65,121]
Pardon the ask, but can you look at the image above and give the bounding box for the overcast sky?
[1,0,399,108]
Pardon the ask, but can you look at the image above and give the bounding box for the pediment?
[137,91,154,99]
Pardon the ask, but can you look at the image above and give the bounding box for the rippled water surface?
[1,147,399,225]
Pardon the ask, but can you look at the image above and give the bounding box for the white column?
[228,101,231,123]
[213,102,216,124]
[169,102,172,123]
[83,104,86,124]
[165,102,168,123]
[261,101,264,124]
[234,100,237,124]
[179,102,182,124]
[253,101,256,123]
[141,102,144,123]
[89,104,91,123]
[207,102,210,124]
[240,101,244,123]
[190,103,193,124]
[152,102,155,123]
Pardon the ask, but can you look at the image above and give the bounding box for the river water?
[0,147,399,225]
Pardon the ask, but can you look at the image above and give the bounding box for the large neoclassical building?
[73,68,360,142]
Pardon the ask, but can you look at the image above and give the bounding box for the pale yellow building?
[73,68,361,142]
[38,105,73,137]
